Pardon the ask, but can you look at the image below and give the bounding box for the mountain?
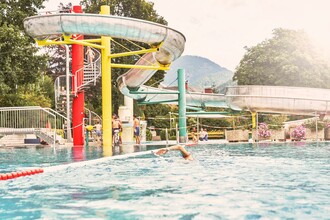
[162,55,234,91]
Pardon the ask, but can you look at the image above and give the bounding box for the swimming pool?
[1,142,329,219]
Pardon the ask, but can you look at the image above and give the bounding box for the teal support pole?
[178,69,187,143]
[85,130,89,147]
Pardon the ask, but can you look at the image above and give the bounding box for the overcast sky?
[43,0,330,71]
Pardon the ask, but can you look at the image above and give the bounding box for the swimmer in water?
[155,144,193,161]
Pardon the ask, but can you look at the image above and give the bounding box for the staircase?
[0,128,56,146]
[55,75,70,114]
[0,106,67,147]
[54,47,101,115]
[34,129,56,145]
[0,134,26,146]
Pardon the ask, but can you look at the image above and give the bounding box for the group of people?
[190,127,208,143]
[93,115,196,161]
[91,114,141,145]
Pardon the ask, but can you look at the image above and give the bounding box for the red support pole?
[72,5,85,147]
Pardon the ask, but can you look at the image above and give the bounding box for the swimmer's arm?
[166,145,190,158]
[155,145,182,156]
[166,145,184,151]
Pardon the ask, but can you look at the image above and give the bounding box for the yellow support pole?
[110,63,170,70]
[109,47,158,58]
[100,5,112,156]
[251,112,257,129]
[35,39,104,49]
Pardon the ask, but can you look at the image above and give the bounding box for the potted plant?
[290,124,306,141]
[325,122,330,140]
[266,115,286,140]
[257,122,272,140]
[303,119,325,140]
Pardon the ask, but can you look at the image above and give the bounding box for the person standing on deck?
[133,115,140,144]
[94,120,102,141]
[112,114,122,144]
[191,127,198,143]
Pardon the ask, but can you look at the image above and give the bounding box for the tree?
[233,28,330,89]
[144,104,171,130]
[78,0,168,116]
[0,0,50,107]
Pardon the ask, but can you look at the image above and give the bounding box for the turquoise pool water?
[0,142,329,219]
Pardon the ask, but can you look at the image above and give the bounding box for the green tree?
[0,0,50,107]
[259,114,287,130]
[143,104,171,133]
[233,28,330,88]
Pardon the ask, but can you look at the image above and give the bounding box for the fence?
[0,106,68,146]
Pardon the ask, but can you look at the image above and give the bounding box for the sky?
[43,0,330,71]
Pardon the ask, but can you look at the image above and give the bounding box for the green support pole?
[85,130,89,147]
[178,69,187,143]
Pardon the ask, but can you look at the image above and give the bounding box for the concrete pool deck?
[1,138,329,149]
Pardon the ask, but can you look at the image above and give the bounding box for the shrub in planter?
[146,129,152,141]
[264,115,287,131]
[258,123,271,139]
[303,119,325,132]
[160,130,166,140]
[291,124,306,140]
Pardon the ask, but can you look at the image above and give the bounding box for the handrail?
[90,110,102,123]
[74,47,101,95]
[45,108,68,121]
[54,75,67,109]
[85,108,102,125]
[0,106,66,147]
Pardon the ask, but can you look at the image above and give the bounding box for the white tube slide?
[23,13,227,108]
[23,13,183,92]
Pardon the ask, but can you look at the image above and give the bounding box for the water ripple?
[1,142,329,219]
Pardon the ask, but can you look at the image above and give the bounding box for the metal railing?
[54,47,101,107]
[0,106,68,146]
[85,108,102,126]
[74,47,101,95]
[54,75,70,112]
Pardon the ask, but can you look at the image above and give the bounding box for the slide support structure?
[251,112,257,129]
[25,5,185,151]
[100,5,112,156]
[72,5,84,147]
[178,69,187,143]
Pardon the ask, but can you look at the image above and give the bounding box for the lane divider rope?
[0,168,44,181]
[0,148,171,181]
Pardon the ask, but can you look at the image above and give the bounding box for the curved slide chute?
[23,13,227,108]
[226,85,330,115]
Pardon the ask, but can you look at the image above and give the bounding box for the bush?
[265,115,287,130]
[159,129,176,140]
[159,130,165,140]
[169,136,177,140]
[146,129,152,141]
[291,124,306,140]
[258,122,271,138]
[303,120,325,131]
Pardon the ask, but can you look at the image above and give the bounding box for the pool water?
[0,146,104,173]
[0,142,329,219]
